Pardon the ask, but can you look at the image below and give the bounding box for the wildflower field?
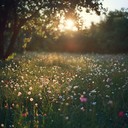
[0,52,128,128]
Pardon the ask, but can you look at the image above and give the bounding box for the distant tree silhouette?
[96,8,128,53]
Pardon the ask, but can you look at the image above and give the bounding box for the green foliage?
[95,9,128,53]
[0,0,103,60]
[80,8,128,53]
[25,9,128,54]
[6,53,17,61]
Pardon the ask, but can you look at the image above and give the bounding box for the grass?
[0,52,128,128]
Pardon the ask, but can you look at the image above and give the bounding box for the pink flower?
[22,113,28,117]
[118,111,125,117]
[80,95,87,103]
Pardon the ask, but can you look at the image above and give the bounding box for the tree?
[0,0,103,60]
[94,8,128,53]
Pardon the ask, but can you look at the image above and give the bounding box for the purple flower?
[118,111,125,117]
[80,95,87,103]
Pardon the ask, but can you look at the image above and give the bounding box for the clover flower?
[80,95,87,103]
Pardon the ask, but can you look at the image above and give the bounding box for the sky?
[80,0,128,28]
[103,0,128,11]
[59,0,128,30]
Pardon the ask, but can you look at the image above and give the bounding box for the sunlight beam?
[58,18,78,32]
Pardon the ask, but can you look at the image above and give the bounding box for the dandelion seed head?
[28,91,31,95]
[108,100,113,105]
[18,92,22,97]
[30,98,34,102]
[92,101,96,105]
[35,103,38,107]
[65,116,69,120]
[29,87,33,91]
[65,103,69,106]
[1,124,4,127]
[73,86,78,89]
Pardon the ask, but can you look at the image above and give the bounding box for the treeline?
[26,9,128,54]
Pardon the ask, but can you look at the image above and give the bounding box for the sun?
[58,18,78,32]
[65,19,77,31]
[58,10,101,31]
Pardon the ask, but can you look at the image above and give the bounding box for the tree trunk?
[4,28,20,59]
[0,8,9,60]
[0,31,5,60]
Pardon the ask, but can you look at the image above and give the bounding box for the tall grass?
[0,52,128,128]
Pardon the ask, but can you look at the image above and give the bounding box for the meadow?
[0,52,128,128]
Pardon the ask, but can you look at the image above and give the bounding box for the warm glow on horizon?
[58,10,101,31]
[58,18,78,32]
[57,0,127,31]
